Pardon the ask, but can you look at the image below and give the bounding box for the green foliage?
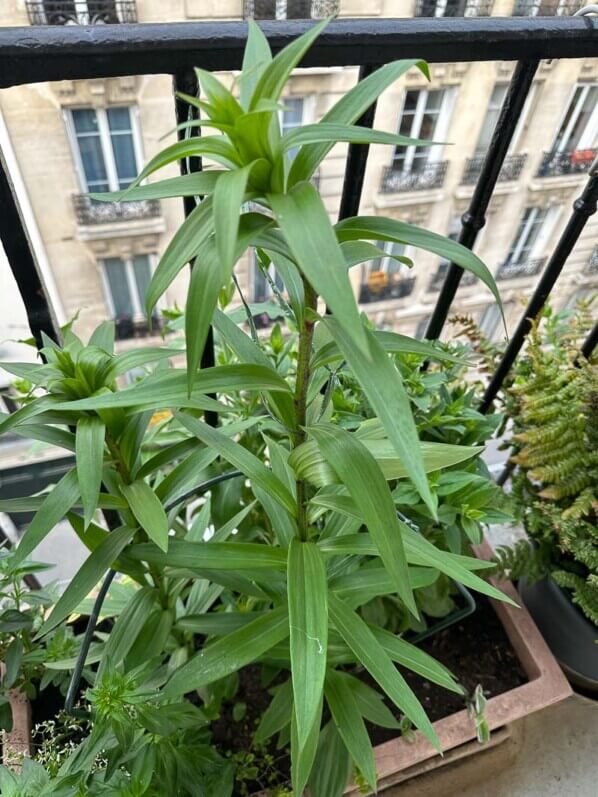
[501,302,598,626]
[0,21,512,796]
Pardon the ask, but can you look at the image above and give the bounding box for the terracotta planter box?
[342,538,572,795]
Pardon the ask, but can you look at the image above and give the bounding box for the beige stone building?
[0,0,596,352]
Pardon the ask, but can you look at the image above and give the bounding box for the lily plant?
[0,18,511,796]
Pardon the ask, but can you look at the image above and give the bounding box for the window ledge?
[374,189,446,208]
[528,174,588,192]
[76,215,166,241]
[454,181,520,201]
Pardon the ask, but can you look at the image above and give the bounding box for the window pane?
[107,108,138,189]
[104,258,133,318]
[563,86,598,151]
[475,84,507,155]
[281,98,304,160]
[132,255,152,312]
[107,107,132,132]
[253,258,268,302]
[72,109,109,192]
[479,304,501,337]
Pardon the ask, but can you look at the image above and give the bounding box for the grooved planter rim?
[341,537,573,795]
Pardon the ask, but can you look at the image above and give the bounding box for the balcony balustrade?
[73,195,161,226]
[243,0,339,18]
[380,161,448,194]
[512,0,582,15]
[537,149,596,178]
[461,153,527,185]
[497,257,547,280]
[26,1,137,25]
[414,0,494,16]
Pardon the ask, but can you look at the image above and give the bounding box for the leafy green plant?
[504,305,598,625]
[0,20,513,796]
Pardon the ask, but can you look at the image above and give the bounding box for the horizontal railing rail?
[0,17,597,88]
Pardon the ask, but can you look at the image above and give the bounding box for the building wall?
[0,0,596,347]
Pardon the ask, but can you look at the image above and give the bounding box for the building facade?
[0,0,596,351]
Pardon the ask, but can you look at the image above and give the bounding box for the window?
[478,304,502,338]
[416,0,484,16]
[392,89,454,174]
[360,242,414,303]
[67,106,141,193]
[430,215,461,289]
[101,254,156,336]
[551,84,598,154]
[475,85,508,156]
[415,316,431,340]
[280,97,304,160]
[505,206,549,265]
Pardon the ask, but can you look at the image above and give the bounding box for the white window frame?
[551,83,598,154]
[394,87,456,173]
[478,304,502,338]
[64,106,144,193]
[507,205,561,265]
[367,241,411,274]
[36,1,126,25]
[100,254,158,321]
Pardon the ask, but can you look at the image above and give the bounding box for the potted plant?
[494,304,598,692]
[0,19,571,795]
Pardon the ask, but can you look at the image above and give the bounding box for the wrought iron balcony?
[512,0,582,15]
[26,1,137,25]
[380,161,448,194]
[587,246,598,275]
[359,274,416,304]
[537,149,597,178]
[73,195,161,225]
[429,262,478,290]
[497,257,547,280]
[243,0,339,18]
[461,153,527,185]
[414,0,494,16]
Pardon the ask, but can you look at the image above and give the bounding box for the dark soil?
[212,595,527,794]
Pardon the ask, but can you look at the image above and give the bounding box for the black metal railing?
[497,256,547,280]
[26,1,137,25]
[73,194,161,225]
[0,16,597,437]
[461,153,527,185]
[243,0,339,19]
[380,161,448,193]
[359,275,416,304]
[414,0,494,16]
[587,246,598,275]
[537,148,597,178]
[512,0,583,15]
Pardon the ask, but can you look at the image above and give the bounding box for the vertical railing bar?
[479,170,598,414]
[337,64,377,222]
[173,69,217,426]
[424,59,540,342]
[0,150,61,348]
[580,319,598,360]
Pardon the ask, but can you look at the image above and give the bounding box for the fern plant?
[0,20,512,796]
[506,304,598,626]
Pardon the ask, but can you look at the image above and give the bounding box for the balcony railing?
[537,149,597,178]
[359,274,416,304]
[380,161,448,194]
[73,195,161,225]
[243,0,339,18]
[587,246,598,275]
[461,153,527,185]
[512,0,582,15]
[497,257,547,280]
[414,0,494,16]
[429,262,478,290]
[26,1,137,25]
